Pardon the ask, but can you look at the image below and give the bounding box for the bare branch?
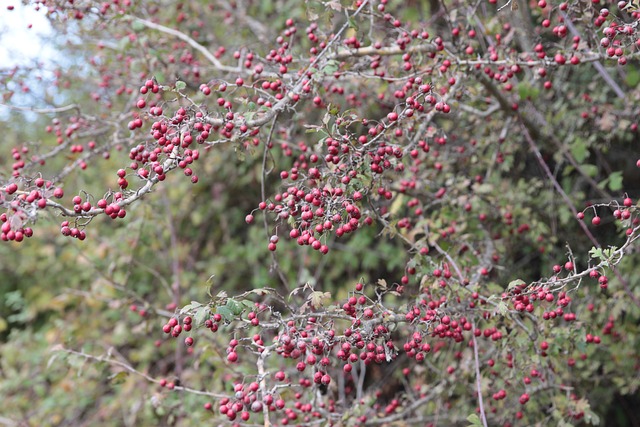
[0,103,80,114]
[53,346,228,399]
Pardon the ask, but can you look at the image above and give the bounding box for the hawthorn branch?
[0,417,18,427]
[18,124,112,175]
[519,102,612,201]
[163,189,185,378]
[528,222,640,297]
[330,43,437,60]
[432,240,465,283]
[458,102,501,117]
[128,17,242,75]
[44,146,180,217]
[559,10,625,99]
[520,125,603,244]
[476,71,612,202]
[471,320,489,427]
[261,114,291,290]
[54,346,227,399]
[0,102,80,114]
[363,384,469,426]
[409,76,462,148]
[53,130,130,183]
[256,347,272,427]
[450,50,640,68]
[220,0,270,40]
[232,0,372,131]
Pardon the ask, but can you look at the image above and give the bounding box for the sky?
[0,2,55,68]
[0,2,59,121]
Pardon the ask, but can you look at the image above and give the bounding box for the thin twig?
[128,17,241,75]
[471,320,489,427]
[0,102,79,114]
[53,346,227,399]
[559,11,625,99]
[260,114,290,290]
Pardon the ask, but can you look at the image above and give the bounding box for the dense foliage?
[1,0,640,426]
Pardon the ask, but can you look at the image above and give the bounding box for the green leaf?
[306,1,320,20]
[589,247,604,261]
[496,301,508,316]
[180,301,202,314]
[175,80,187,91]
[260,0,275,14]
[216,306,234,322]
[117,36,130,51]
[225,299,243,316]
[347,16,359,31]
[132,21,146,32]
[467,413,482,426]
[584,409,601,425]
[626,68,640,87]
[322,60,339,75]
[517,82,540,101]
[240,300,254,309]
[581,164,598,178]
[473,183,494,194]
[235,146,246,161]
[309,291,331,308]
[570,139,589,163]
[109,371,129,385]
[607,171,623,192]
[194,306,210,327]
